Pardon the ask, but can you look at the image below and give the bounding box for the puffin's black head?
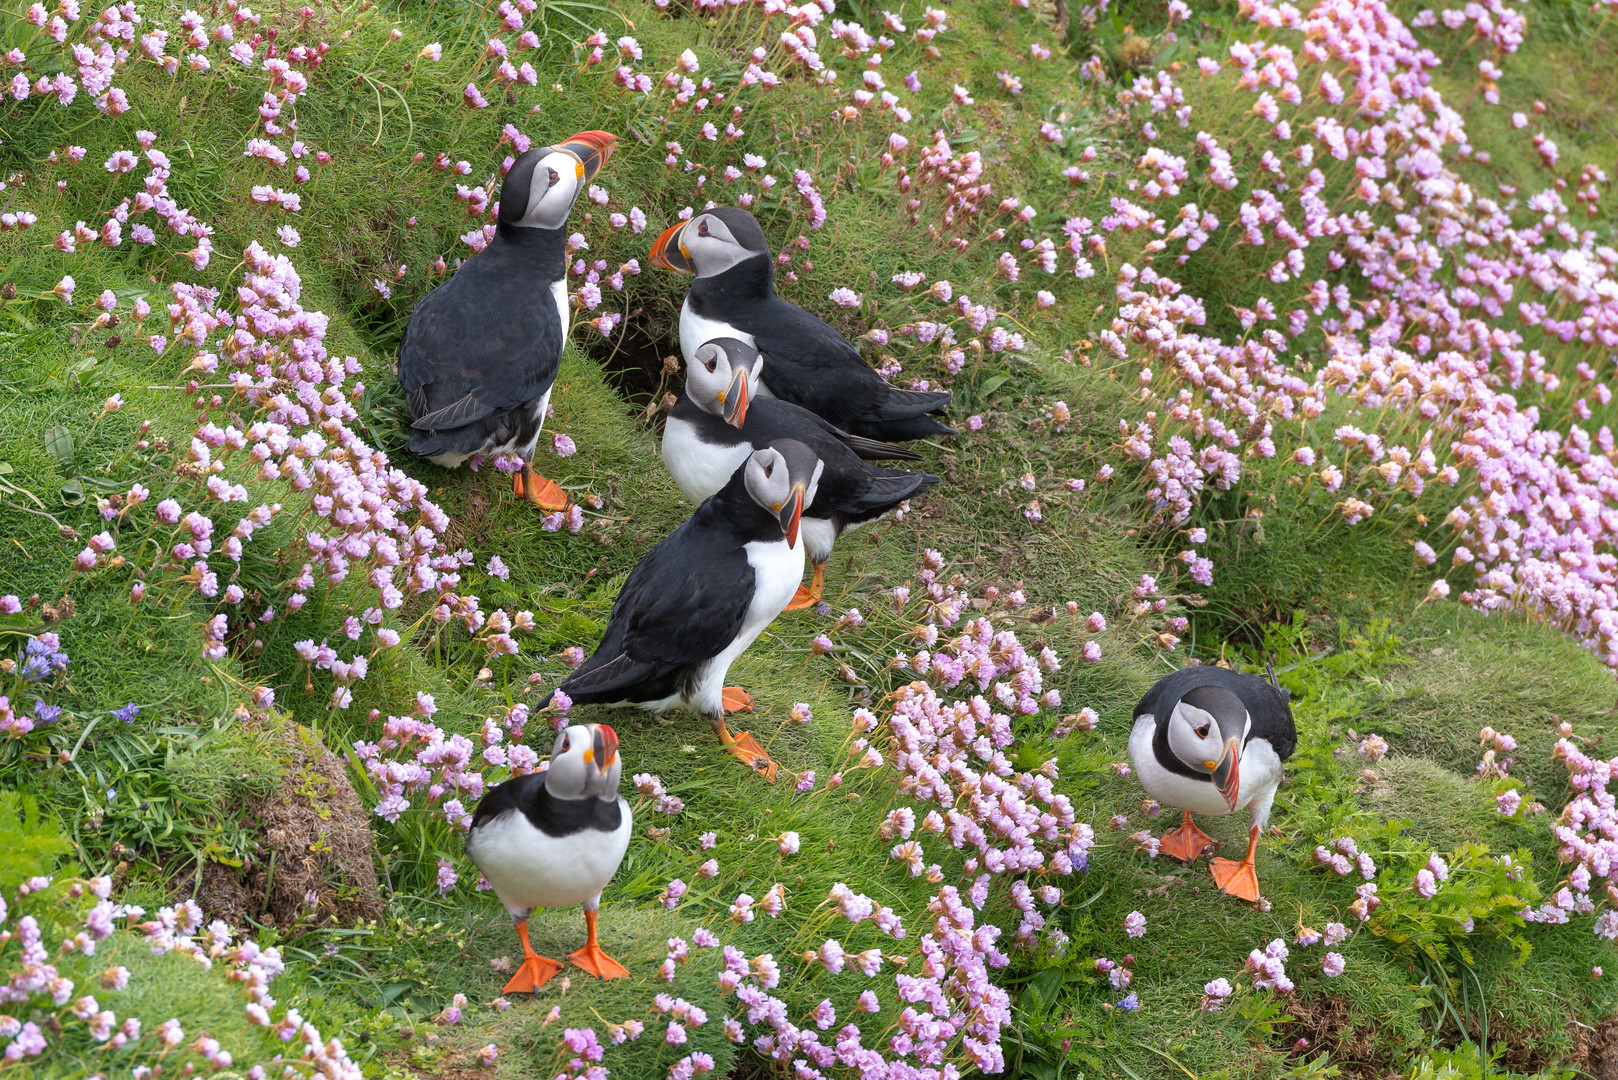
[497,130,617,232]
[743,439,822,549]
[547,722,622,802]
[687,338,764,427]
[1168,684,1248,810]
[648,207,772,278]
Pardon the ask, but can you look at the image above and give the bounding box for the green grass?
[4,0,1618,1077]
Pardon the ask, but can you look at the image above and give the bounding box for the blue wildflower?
[1116,993,1140,1012]
[32,701,61,725]
[19,634,69,683]
[112,703,140,723]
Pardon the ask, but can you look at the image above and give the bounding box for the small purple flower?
[1115,992,1140,1012]
[112,703,140,723]
[1123,910,1146,938]
[1322,952,1345,977]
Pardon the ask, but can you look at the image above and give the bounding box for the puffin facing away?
[664,337,939,610]
[1128,666,1296,902]
[398,130,616,511]
[466,722,632,994]
[647,207,954,443]
[544,441,824,780]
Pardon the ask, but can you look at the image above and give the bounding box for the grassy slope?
[3,0,1618,1077]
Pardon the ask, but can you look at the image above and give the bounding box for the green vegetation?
[3,0,1618,1076]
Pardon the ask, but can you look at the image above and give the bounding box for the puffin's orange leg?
[712,714,777,781]
[568,908,630,980]
[503,918,563,994]
[521,462,569,512]
[783,563,827,611]
[1160,810,1218,864]
[1210,825,1263,903]
[513,471,526,499]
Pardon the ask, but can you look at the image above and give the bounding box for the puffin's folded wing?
[843,468,940,516]
[618,525,756,668]
[749,315,889,427]
[1248,689,1298,761]
[560,522,757,702]
[397,265,564,429]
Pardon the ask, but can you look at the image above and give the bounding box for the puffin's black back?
[470,769,622,839]
[671,394,939,524]
[1137,666,1297,768]
[548,467,779,706]
[397,224,567,456]
[687,259,953,440]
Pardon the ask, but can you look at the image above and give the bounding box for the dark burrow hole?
[585,312,682,406]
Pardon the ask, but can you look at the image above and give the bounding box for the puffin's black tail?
[847,413,956,442]
[840,433,925,461]
[844,469,942,522]
[880,386,953,418]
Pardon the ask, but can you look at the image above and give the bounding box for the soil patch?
[192,719,382,929]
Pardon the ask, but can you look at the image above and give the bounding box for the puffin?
[647,207,955,442]
[543,440,824,780]
[465,722,632,994]
[663,337,940,610]
[1127,665,1296,902]
[397,130,617,511]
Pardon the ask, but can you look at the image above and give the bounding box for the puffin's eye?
[704,357,717,372]
[1194,723,1210,739]
[562,737,571,751]
[546,167,560,187]
[697,220,710,237]
[764,462,774,477]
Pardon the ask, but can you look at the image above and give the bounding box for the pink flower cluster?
[0,873,360,1077]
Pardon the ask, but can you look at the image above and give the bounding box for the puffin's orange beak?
[1206,737,1240,811]
[778,484,804,548]
[649,220,692,273]
[557,130,617,182]
[721,365,749,428]
[593,724,618,773]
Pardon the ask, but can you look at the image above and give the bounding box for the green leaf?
[979,374,1010,397]
[60,477,85,506]
[44,425,73,461]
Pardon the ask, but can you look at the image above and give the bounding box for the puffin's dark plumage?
[469,768,623,839]
[398,227,564,455]
[545,441,825,779]
[649,207,954,442]
[662,337,939,608]
[397,131,616,510]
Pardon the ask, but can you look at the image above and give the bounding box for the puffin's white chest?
[1129,715,1286,824]
[553,279,571,341]
[661,415,752,504]
[679,297,755,365]
[466,797,632,916]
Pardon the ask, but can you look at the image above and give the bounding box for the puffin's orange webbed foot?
[504,920,563,993]
[520,463,569,512]
[1160,810,1217,864]
[569,909,630,980]
[721,687,754,713]
[1210,825,1264,902]
[712,714,777,781]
